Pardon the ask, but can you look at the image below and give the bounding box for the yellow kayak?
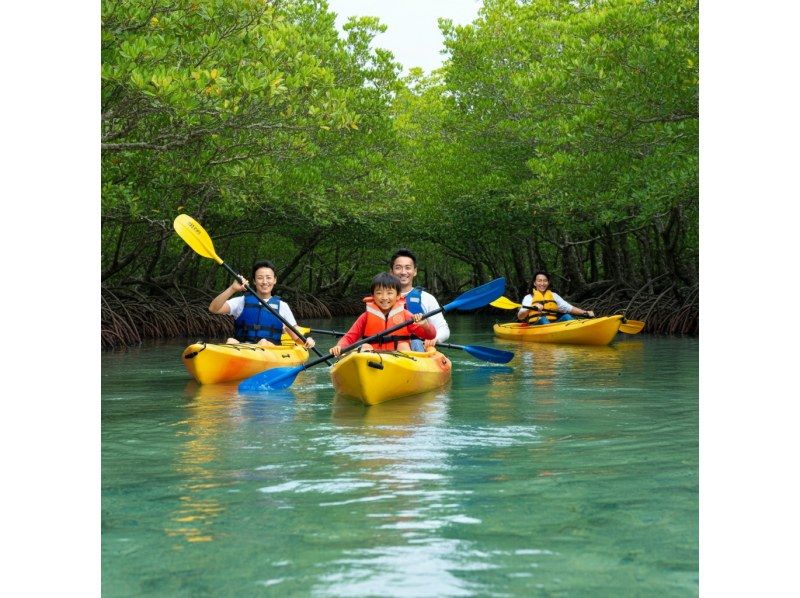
[330,349,452,406]
[182,342,309,384]
[493,315,624,346]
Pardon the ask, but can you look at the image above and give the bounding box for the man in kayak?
[389,248,450,351]
[517,271,595,325]
[208,259,316,349]
[329,272,436,356]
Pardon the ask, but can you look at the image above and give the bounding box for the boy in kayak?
[517,271,595,325]
[209,259,316,349]
[329,272,436,356]
[389,248,450,351]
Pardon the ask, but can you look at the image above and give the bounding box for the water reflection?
[238,389,301,423]
[291,385,542,596]
[321,389,483,595]
[103,336,698,595]
[317,539,486,596]
[450,365,514,390]
[328,389,449,494]
[331,389,444,426]
[164,381,312,545]
[610,337,647,374]
[164,383,236,544]
[499,340,646,390]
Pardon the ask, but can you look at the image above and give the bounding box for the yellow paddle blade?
[619,319,645,334]
[280,326,312,346]
[173,214,223,264]
[490,296,522,310]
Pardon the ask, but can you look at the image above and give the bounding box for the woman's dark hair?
[371,272,402,294]
[530,270,551,291]
[252,259,277,279]
[389,248,417,268]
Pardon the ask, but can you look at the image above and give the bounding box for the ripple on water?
[314,538,493,597]
[102,336,698,596]
[321,424,540,456]
[258,478,376,494]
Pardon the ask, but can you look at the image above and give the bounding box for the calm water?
[102,315,698,596]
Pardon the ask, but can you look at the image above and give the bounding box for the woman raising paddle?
[209,259,316,349]
[517,271,595,325]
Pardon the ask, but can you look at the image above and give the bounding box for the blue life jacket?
[404,287,424,315]
[233,295,284,343]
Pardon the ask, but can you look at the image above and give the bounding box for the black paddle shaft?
[300,306,446,372]
[220,262,332,362]
[521,305,596,319]
[310,328,345,337]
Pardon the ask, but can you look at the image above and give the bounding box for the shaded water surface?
[102,315,698,596]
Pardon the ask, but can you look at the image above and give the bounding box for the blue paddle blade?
[444,278,505,312]
[462,345,514,364]
[238,365,303,392]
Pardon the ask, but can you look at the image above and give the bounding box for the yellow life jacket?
[530,290,558,322]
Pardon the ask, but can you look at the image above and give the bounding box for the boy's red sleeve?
[338,313,367,347]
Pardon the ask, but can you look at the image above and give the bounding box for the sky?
[325,0,483,74]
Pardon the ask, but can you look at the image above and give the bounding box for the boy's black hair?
[371,272,402,294]
[389,248,417,268]
[252,259,277,279]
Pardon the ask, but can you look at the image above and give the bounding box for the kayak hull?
[493,315,624,346]
[330,349,452,405]
[182,342,309,384]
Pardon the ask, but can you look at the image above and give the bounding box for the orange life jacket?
[530,289,559,322]
[361,296,413,350]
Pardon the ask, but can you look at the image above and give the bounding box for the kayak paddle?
[489,296,522,310]
[173,214,333,362]
[618,320,645,334]
[490,295,645,334]
[308,328,515,364]
[239,277,506,391]
[435,342,514,364]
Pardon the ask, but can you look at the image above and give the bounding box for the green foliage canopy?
[390,0,698,292]
[101,0,698,309]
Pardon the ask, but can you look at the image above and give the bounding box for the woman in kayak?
[329,272,436,356]
[517,271,595,325]
[208,259,316,349]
